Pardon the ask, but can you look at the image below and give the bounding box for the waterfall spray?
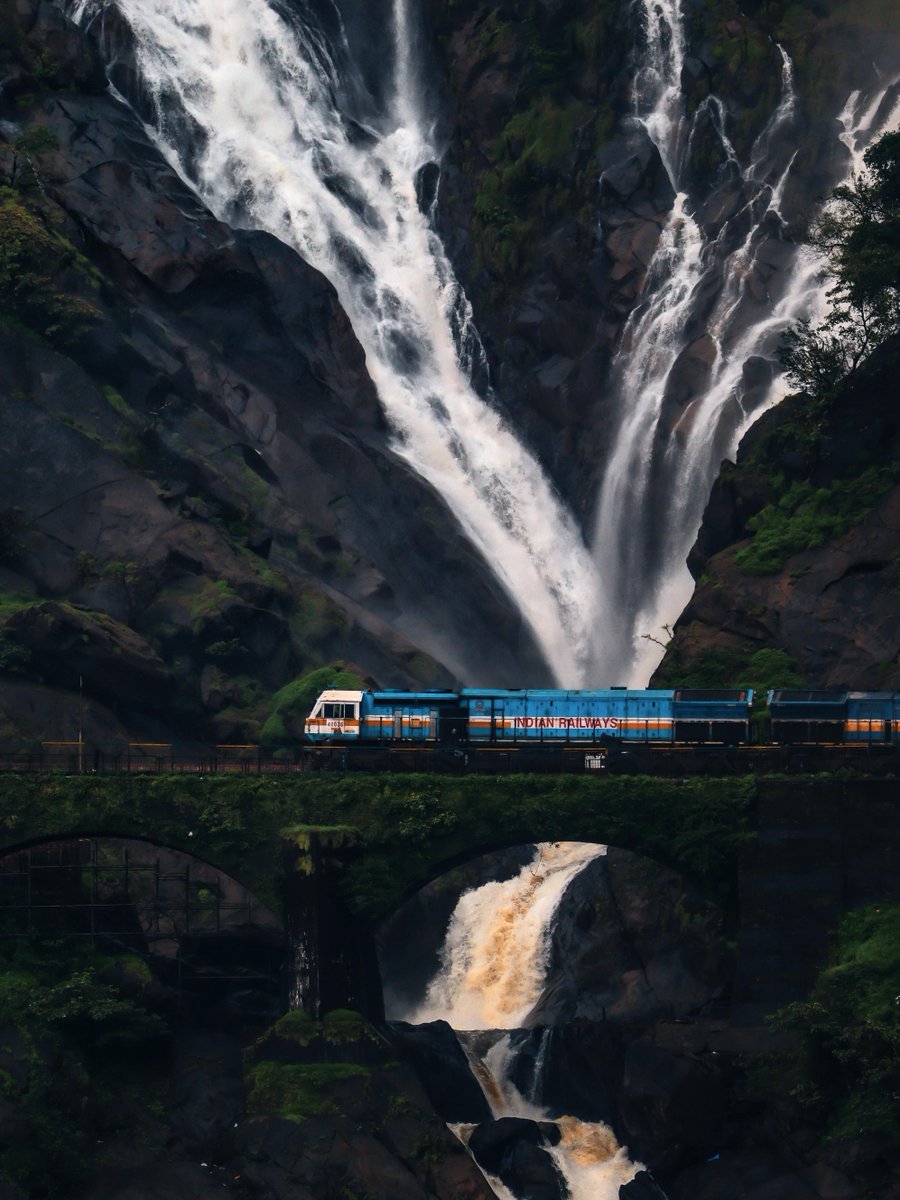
[60,0,900,692]
[591,0,900,684]
[391,843,644,1200]
[64,0,604,685]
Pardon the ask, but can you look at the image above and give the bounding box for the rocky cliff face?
[652,337,900,688]
[2,0,900,745]
[0,0,554,749]
[419,0,900,517]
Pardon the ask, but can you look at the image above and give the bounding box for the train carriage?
[462,688,677,744]
[673,689,753,744]
[767,690,849,743]
[768,689,900,743]
[845,691,900,742]
[305,686,754,747]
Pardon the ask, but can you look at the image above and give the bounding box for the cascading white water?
[593,0,900,684]
[389,842,644,1200]
[63,0,604,686]
[59,0,900,691]
[398,840,607,1029]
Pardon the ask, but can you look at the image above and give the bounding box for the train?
[302,684,900,771]
[0,686,897,779]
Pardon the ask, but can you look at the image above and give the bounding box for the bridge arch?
[0,834,287,1016]
[376,838,732,1030]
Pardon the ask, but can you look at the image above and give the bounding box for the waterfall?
[592,0,900,684]
[59,0,900,689]
[388,841,644,1200]
[400,841,607,1029]
[63,0,604,686]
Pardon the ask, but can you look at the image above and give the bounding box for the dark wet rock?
[528,848,730,1025]
[234,1057,496,1200]
[469,1118,568,1200]
[507,1022,623,1128]
[387,1020,493,1124]
[620,1170,669,1199]
[664,1144,868,1200]
[6,601,171,708]
[166,1033,244,1157]
[619,1039,726,1171]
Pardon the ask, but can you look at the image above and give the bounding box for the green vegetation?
[0,631,30,671]
[261,664,364,747]
[655,643,804,697]
[0,772,757,918]
[772,901,900,1158]
[473,94,595,276]
[453,2,618,297]
[721,130,900,577]
[0,187,100,346]
[0,939,169,1197]
[0,124,58,192]
[734,463,898,574]
[781,131,900,397]
[246,1059,370,1120]
[260,1006,372,1047]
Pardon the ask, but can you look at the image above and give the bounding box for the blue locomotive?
[305,686,754,746]
[305,685,900,752]
[768,689,900,743]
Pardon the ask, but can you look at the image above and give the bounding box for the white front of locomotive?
[304,689,364,741]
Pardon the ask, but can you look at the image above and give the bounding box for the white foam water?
[591,0,900,683]
[395,841,606,1029]
[61,0,900,693]
[400,842,644,1200]
[63,0,604,685]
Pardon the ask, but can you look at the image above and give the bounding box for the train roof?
[672,689,750,702]
[459,688,675,699]
[768,690,849,704]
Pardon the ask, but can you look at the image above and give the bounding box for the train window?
[323,703,355,719]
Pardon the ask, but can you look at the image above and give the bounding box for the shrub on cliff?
[772,902,900,1160]
[0,939,170,1196]
[781,130,900,396]
[0,187,100,345]
[260,664,364,746]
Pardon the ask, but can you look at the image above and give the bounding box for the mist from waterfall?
[62,0,900,690]
[389,841,642,1200]
[64,0,604,686]
[593,0,900,684]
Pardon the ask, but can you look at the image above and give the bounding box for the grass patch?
[734,463,898,574]
[246,1060,370,1120]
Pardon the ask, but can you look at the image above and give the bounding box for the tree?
[780,131,900,395]
[0,124,60,192]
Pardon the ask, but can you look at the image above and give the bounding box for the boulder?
[621,1171,669,1199]
[387,1020,493,1124]
[468,1118,568,1200]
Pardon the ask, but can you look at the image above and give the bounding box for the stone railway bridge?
[0,773,896,1025]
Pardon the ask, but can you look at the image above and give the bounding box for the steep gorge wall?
[0,0,553,749]
[2,0,900,744]
[419,0,900,518]
[653,335,900,688]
